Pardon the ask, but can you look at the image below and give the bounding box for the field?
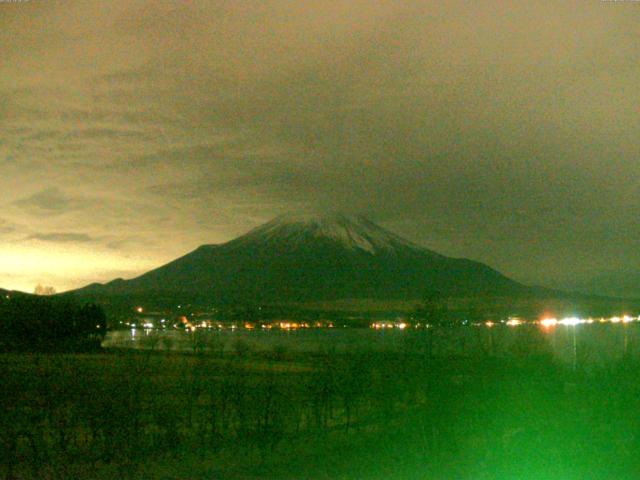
[2,334,640,479]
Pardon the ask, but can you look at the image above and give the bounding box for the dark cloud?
[13,188,82,216]
[64,128,156,141]
[0,219,15,235]
[25,130,63,142]
[25,232,95,243]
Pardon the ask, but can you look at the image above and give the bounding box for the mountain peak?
[66,211,526,303]
[231,212,421,255]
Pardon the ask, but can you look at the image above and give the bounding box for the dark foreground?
[2,337,640,479]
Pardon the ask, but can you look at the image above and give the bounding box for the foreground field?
[2,338,640,479]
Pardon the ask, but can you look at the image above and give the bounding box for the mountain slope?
[70,213,530,304]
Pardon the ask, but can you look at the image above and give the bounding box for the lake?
[103,320,640,367]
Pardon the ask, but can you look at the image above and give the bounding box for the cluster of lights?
[128,319,339,331]
[371,321,410,330]
[537,315,638,328]
[274,321,333,329]
[279,322,304,329]
[368,315,640,330]
[539,318,558,328]
[128,305,640,333]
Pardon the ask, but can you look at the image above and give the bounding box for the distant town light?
[540,318,558,328]
[559,317,582,326]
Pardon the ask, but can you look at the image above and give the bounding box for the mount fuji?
[69,213,531,305]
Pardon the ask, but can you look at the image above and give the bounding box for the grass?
[2,336,640,479]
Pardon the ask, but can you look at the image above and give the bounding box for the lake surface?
[104,321,640,367]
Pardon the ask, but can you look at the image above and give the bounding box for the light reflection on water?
[103,322,640,366]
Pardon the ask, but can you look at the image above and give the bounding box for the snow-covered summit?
[231,212,425,254]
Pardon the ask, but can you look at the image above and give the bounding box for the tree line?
[0,294,106,352]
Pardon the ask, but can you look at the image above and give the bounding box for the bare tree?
[34,284,56,296]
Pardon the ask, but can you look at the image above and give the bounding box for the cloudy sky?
[1,1,639,294]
